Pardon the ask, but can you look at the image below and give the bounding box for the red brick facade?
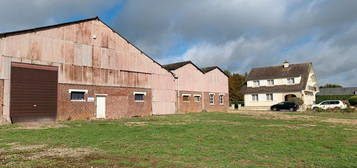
[177,90,229,113]
[203,92,229,112]
[0,80,3,119]
[57,84,152,120]
[178,91,204,113]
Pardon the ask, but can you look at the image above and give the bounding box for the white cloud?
[112,0,357,86]
[1,0,356,86]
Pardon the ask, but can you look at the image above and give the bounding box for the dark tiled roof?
[163,62,229,77]
[242,62,312,94]
[162,61,193,71]
[247,63,311,80]
[201,66,217,73]
[201,66,229,77]
[317,87,357,96]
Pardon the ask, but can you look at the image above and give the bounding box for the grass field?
[283,111,357,119]
[0,112,356,168]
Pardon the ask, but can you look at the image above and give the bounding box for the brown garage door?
[10,63,58,123]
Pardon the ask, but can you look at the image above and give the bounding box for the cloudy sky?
[1,0,356,86]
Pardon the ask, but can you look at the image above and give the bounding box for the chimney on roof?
[283,60,289,68]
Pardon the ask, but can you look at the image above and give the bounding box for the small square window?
[194,95,201,102]
[183,95,190,102]
[266,94,273,101]
[134,92,146,102]
[253,80,260,87]
[287,78,295,84]
[219,95,224,105]
[71,92,85,101]
[209,93,215,104]
[69,89,88,101]
[252,94,259,101]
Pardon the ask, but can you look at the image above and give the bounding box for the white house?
[242,61,319,110]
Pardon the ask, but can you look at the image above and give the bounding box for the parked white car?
[312,100,348,110]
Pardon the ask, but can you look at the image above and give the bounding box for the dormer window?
[267,80,274,86]
[253,80,260,87]
[287,78,295,84]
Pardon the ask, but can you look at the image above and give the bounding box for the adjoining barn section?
[0,17,228,123]
[163,61,229,113]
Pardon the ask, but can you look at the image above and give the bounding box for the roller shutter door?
[10,63,58,123]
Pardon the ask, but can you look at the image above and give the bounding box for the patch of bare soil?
[207,120,241,125]
[0,143,99,167]
[124,121,148,126]
[14,122,68,130]
[264,124,317,129]
[29,147,96,160]
[11,143,47,151]
[230,111,357,125]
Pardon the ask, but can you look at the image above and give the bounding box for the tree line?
[224,70,246,105]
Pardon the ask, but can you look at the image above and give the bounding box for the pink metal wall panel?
[172,64,206,92]
[205,69,229,93]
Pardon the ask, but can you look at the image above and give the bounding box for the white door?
[96,96,106,119]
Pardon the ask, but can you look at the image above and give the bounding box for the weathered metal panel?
[74,44,92,66]
[205,68,229,93]
[172,64,206,92]
[63,41,75,64]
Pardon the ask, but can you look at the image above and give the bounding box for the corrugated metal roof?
[317,87,357,95]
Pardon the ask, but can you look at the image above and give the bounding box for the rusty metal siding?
[10,63,58,122]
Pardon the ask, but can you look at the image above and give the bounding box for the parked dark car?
[270,102,299,112]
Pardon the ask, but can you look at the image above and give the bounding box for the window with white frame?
[253,80,260,87]
[287,78,295,84]
[69,89,88,101]
[266,94,273,101]
[134,92,146,102]
[219,95,224,105]
[252,94,259,101]
[267,79,274,86]
[194,95,201,102]
[182,94,191,102]
[209,93,215,104]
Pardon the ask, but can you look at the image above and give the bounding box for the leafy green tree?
[225,70,246,104]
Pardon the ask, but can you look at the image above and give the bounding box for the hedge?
[349,96,357,106]
[316,95,354,104]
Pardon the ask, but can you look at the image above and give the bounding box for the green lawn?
[0,112,356,168]
[283,111,357,119]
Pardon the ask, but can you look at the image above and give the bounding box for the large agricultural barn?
[0,17,228,123]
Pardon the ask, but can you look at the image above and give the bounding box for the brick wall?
[177,91,229,113]
[0,80,3,121]
[178,91,204,113]
[203,92,229,112]
[57,84,152,120]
